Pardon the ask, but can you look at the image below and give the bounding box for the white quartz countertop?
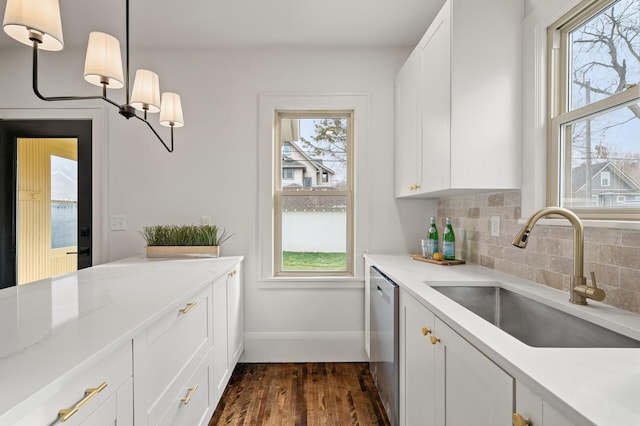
[0,255,243,424]
[365,253,640,426]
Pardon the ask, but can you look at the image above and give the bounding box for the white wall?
[521,0,575,217]
[0,44,436,361]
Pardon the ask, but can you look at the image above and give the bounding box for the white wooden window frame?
[274,111,354,278]
[547,0,640,220]
[257,94,368,287]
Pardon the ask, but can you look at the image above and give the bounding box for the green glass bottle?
[442,217,455,260]
[427,217,439,259]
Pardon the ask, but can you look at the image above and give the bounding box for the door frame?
[0,108,108,288]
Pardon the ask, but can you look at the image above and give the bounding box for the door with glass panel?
[0,120,92,288]
[18,138,80,284]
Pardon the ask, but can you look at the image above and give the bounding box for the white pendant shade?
[83,32,124,89]
[160,92,184,128]
[131,69,160,113]
[3,0,64,51]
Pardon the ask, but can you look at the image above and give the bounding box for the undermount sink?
[430,285,640,348]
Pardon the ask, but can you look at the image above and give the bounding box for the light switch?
[110,214,127,231]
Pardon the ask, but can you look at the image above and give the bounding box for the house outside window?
[547,0,640,218]
[274,112,354,277]
[283,168,294,180]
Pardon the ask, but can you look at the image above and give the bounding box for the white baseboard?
[241,331,368,363]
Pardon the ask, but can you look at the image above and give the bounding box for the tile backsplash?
[437,190,640,314]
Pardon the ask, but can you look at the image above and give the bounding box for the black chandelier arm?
[132,113,174,153]
[31,41,122,109]
[21,0,179,154]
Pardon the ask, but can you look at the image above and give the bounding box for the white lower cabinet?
[399,289,513,426]
[213,271,230,403]
[435,317,513,425]
[134,285,213,426]
[15,343,133,426]
[135,261,243,425]
[514,381,575,426]
[227,267,244,370]
[213,265,244,405]
[400,289,437,426]
[5,259,244,426]
[150,348,214,426]
[80,378,133,426]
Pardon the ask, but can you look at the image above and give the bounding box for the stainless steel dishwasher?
[369,266,399,426]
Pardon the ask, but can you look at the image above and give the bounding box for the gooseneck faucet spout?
[512,207,605,305]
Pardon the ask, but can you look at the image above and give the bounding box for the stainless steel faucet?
[512,207,605,305]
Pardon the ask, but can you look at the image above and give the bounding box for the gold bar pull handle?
[228,270,237,278]
[179,302,197,315]
[58,382,108,422]
[180,384,199,405]
[512,413,532,426]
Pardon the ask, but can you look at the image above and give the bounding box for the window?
[50,155,78,249]
[283,168,294,180]
[274,112,354,277]
[548,0,640,220]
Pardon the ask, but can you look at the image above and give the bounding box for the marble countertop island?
[0,255,243,424]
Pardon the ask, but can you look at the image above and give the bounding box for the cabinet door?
[227,265,243,367]
[15,344,132,426]
[152,352,213,426]
[213,273,229,403]
[434,318,513,426]
[80,378,133,426]
[133,287,211,425]
[79,392,117,426]
[420,2,451,194]
[515,380,575,426]
[395,54,422,197]
[399,290,436,426]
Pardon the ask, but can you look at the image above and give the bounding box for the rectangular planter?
[145,246,220,258]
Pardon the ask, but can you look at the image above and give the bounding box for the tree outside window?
[549,0,640,218]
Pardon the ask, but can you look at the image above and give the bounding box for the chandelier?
[2,0,184,152]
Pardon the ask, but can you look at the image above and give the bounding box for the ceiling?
[0,0,446,49]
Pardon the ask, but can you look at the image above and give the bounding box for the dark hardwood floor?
[209,363,391,426]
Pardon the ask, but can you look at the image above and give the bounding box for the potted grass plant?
[140,224,233,258]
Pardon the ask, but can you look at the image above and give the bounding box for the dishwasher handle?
[376,285,392,304]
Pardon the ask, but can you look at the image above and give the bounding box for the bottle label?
[442,241,455,258]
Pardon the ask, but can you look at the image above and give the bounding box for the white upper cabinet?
[395,54,422,197]
[395,0,523,197]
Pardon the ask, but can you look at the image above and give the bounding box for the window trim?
[257,94,369,285]
[546,0,640,220]
[274,111,354,278]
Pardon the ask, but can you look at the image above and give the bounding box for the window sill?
[259,276,364,289]
[517,217,640,230]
